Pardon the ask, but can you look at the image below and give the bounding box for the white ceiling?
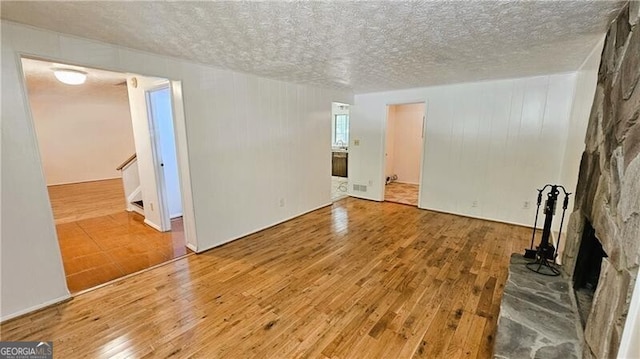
[1,1,625,93]
[21,57,129,101]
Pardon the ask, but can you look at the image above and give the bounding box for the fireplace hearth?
[494,255,582,359]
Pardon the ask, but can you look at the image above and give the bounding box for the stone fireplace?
[562,3,640,358]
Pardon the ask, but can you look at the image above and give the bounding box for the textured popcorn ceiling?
[1,1,625,93]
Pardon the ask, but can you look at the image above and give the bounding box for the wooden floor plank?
[48,178,125,224]
[0,197,531,358]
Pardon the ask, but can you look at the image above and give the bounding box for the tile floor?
[384,182,419,206]
[57,211,190,293]
[331,176,348,201]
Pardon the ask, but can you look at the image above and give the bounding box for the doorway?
[383,103,425,206]
[20,57,193,293]
[331,102,350,202]
[146,84,183,229]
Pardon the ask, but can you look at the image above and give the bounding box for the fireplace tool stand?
[523,184,571,276]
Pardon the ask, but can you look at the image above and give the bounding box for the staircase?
[116,154,144,216]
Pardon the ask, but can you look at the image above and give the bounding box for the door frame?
[331,102,351,202]
[381,101,427,207]
[17,54,199,252]
[139,78,197,252]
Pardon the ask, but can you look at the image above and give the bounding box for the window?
[333,114,349,146]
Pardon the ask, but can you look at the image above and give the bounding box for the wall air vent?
[352,184,367,192]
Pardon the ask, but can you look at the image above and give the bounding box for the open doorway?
[20,57,192,293]
[383,103,425,206]
[331,102,350,202]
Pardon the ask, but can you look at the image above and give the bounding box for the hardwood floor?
[48,178,126,224]
[385,182,419,206]
[1,198,530,358]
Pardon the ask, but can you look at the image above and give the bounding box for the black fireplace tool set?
[523,184,571,276]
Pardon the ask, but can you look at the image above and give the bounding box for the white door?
[147,86,182,220]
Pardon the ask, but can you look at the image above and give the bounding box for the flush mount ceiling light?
[53,69,87,85]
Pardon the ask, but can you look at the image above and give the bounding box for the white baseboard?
[186,242,198,252]
[127,204,145,216]
[332,194,349,202]
[419,205,531,228]
[1,293,71,323]
[144,219,163,231]
[193,202,333,254]
[348,193,382,202]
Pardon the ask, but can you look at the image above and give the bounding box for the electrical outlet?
[279,198,285,207]
[472,201,478,208]
[523,201,531,209]
[150,202,154,211]
[353,139,360,146]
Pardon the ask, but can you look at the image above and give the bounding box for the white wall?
[27,81,135,185]
[558,40,603,196]
[1,23,70,320]
[555,39,604,241]
[351,73,578,227]
[0,21,352,320]
[385,103,424,184]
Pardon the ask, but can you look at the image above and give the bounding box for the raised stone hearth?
[494,254,581,359]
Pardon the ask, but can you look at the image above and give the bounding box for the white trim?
[170,81,198,251]
[186,242,198,252]
[144,218,163,231]
[0,294,70,323]
[348,193,381,202]
[332,194,349,202]
[381,101,427,204]
[419,206,533,230]
[128,204,145,216]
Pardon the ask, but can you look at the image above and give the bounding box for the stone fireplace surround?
[496,3,639,358]
[572,220,607,328]
[562,2,640,358]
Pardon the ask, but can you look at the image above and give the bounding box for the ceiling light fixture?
[53,69,87,85]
